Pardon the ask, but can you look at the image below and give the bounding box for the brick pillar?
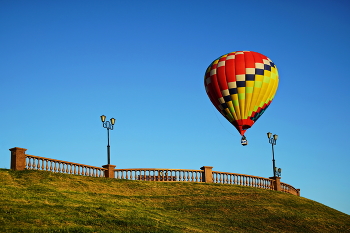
[102,164,116,178]
[9,147,27,171]
[200,166,213,183]
[269,176,281,191]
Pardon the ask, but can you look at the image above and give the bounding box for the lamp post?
[267,132,281,177]
[100,115,115,165]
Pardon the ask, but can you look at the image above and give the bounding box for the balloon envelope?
[204,51,279,135]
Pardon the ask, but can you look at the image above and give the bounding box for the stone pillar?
[296,189,301,197]
[102,164,116,178]
[269,176,281,191]
[9,147,27,171]
[200,166,213,183]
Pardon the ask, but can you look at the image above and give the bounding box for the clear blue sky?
[1,0,349,215]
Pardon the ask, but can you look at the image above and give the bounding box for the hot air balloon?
[204,51,279,145]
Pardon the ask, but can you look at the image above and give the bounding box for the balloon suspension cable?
[210,106,235,136]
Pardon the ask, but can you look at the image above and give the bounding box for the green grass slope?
[0,169,349,233]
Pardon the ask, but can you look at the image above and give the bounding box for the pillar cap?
[9,147,27,152]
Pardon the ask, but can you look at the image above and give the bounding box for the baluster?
[179,171,183,181]
[30,158,34,169]
[34,158,38,170]
[44,160,47,171]
[27,158,31,169]
[39,159,44,170]
[150,170,154,181]
[32,158,36,169]
[32,158,36,170]
[135,170,138,180]
[37,159,43,170]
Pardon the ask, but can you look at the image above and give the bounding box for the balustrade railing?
[25,154,106,177]
[281,182,300,196]
[212,171,275,190]
[9,147,300,196]
[114,168,203,182]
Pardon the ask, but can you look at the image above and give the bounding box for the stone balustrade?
[114,168,204,182]
[213,171,275,190]
[9,147,300,196]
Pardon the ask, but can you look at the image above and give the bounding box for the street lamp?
[267,132,281,177]
[100,115,115,164]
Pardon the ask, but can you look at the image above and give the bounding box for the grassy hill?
[0,169,349,233]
